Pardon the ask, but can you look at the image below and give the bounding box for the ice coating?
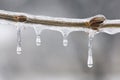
[0,10,120,68]
[0,10,87,24]
[100,28,120,34]
[0,10,120,34]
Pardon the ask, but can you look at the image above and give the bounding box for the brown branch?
[0,10,120,30]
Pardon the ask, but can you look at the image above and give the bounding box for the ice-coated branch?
[0,10,120,30]
[1,10,119,67]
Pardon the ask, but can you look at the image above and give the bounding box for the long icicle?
[87,30,97,68]
[16,25,22,55]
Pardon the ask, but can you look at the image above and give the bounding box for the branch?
[0,10,120,30]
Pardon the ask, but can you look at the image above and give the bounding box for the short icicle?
[61,28,70,47]
[34,26,43,46]
[87,30,97,68]
[16,25,22,55]
[63,33,68,47]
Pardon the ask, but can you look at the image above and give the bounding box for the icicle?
[63,33,68,47]
[16,25,22,55]
[60,28,70,47]
[36,35,41,46]
[87,30,97,68]
[34,26,43,46]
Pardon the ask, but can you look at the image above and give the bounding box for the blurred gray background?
[0,0,120,80]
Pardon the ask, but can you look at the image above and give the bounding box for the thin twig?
[0,10,120,30]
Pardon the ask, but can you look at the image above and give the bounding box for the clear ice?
[16,25,22,55]
[63,33,68,47]
[87,30,98,68]
[63,39,68,47]
[1,10,120,68]
[34,25,44,46]
[36,35,41,46]
[60,28,71,47]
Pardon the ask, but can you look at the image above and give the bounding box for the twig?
[0,10,120,30]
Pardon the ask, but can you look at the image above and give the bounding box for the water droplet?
[87,49,93,68]
[36,35,41,46]
[16,26,22,55]
[63,33,68,47]
[63,39,68,47]
[16,46,22,55]
[87,30,97,68]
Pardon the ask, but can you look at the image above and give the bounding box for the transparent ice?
[63,39,68,47]
[16,24,22,55]
[16,46,22,55]
[34,26,42,46]
[36,35,41,46]
[60,28,70,47]
[0,10,120,34]
[1,10,120,68]
[87,30,98,68]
